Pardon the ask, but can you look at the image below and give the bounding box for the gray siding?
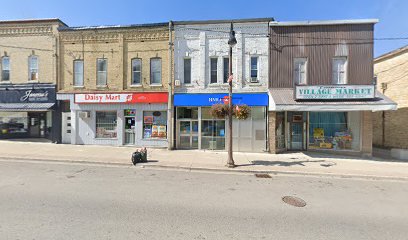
[270,24,374,88]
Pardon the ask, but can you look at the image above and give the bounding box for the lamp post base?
[226,162,236,168]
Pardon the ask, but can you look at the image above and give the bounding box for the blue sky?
[2,0,407,57]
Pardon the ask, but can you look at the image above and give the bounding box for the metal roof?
[268,88,397,112]
[173,18,274,25]
[58,22,168,31]
[270,19,379,27]
[0,18,67,26]
[375,44,408,62]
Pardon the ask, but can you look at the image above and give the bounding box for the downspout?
[167,21,174,150]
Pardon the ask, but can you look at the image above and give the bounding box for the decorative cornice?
[0,26,54,36]
[60,29,169,43]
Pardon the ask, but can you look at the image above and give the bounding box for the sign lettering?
[295,85,375,100]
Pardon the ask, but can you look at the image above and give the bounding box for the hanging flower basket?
[209,104,230,119]
[234,104,251,120]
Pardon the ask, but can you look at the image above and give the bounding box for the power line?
[0,44,54,52]
[376,60,408,75]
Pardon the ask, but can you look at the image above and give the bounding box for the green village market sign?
[295,85,375,100]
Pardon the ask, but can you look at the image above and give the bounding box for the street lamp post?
[227,23,237,168]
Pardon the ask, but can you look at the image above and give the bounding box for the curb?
[1,156,408,182]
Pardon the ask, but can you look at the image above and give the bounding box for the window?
[210,58,218,84]
[130,58,142,85]
[201,107,225,150]
[150,58,162,85]
[96,111,117,138]
[332,57,347,84]
[177,107,198,119]
[1,56,10,81]
[294,58,307,85]
[97,58,107,86]
[250,56,258,82]
[183,58,191,84]
[73,60,84,86]
[223,57,229,83]
[28,56,38,81]
[143,111,167,139]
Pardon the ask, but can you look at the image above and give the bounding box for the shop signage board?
[174,93,269,106]
[295,85,375,100]
[0,84,56,103]
[75,92,168,104]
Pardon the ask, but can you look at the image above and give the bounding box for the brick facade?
[373,46,408,149]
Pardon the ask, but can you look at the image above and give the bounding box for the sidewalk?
[0,140,408,180]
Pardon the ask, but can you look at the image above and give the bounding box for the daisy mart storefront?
[174,93,269,152]
[268,85,397,156]
[62,92,168,147]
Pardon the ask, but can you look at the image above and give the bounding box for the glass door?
[290,122,303,150]
[124,109,136,145]
[178,120,198,149]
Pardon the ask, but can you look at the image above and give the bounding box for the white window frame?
[150,58,162,85]
[96,58,107,86]
[73,59,84,87]
[209,57,218,84]
[250,56,259,83]
[332,57,348,85]
[28,55,39,81]
[131,58,142,85]
[183,58,191,84]
[1,56,10,82]
[294,58,307,85]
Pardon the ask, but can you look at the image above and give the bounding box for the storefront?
[174,93,269,152]
[0,83,58,140]
[61,92,168,147]
[268,86,397,156]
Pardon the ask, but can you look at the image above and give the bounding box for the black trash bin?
[131,151,143,165]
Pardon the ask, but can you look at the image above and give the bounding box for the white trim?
[270,19,379,26]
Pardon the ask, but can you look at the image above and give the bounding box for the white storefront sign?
[295,85,375,100]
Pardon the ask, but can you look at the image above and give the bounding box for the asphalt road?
[0,159,407,240]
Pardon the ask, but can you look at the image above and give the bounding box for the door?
[124,109,136,145]
[178,120,199,149]
[28,112,41,137]
[289,122,303,150]
[61,112,71,144]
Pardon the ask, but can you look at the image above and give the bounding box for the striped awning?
[0,103,55,111]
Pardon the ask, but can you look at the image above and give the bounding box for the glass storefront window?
[96,111,117,138]
[308,112,360,151]
[177,107,198,119]
[201,107,225,150]
[0,112,28,136]
[143,111,167,139]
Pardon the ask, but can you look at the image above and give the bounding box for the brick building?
[373,45,408,159]
[57,23,171,146]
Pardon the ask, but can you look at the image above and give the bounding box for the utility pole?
[226,23,237,168]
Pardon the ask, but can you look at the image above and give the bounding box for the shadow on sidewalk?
[238,159,337,168]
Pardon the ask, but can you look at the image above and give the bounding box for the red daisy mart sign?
[74,92,168,104]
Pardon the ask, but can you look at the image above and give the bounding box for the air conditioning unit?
[79,111,90,118]
[174,80,181,87]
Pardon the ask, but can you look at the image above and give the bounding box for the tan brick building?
[373,45,408,157]
[57,23,172,146]
[0,19,66,141]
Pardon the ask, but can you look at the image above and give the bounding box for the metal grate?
[255,173,272,178]
[282,196,307,207]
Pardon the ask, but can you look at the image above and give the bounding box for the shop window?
[97,58,107,86]
[150,58,162,85]
[131,58,142,85]
[73,60,84,86]
[28,56,38,81]
[2,56,10,81]
[308,112,360,151]
[0,112,28,136]
[250,56,258,82]
[184,58,191,84]
[95,111,117,138]
[177,107,198,119]
[143,111,167,139]
[210,58,218,84]
[201,107,225,150]
[223,57,229,83]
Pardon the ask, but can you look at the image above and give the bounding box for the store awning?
[0,103,55,112]
[268,88,397,112]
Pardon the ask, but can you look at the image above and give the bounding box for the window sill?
[130,84,143,88]
[73,86,85,89]
[247,82,263,86]
[0,81,11,84]
[208,83,221,87]
[149,84,163,87]
[182,84,194,87]
[96,85,108,88]
[28,80,39,83]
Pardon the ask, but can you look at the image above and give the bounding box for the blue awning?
[174,93,268,107]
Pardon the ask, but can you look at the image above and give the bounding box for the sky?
[1,0,407,57]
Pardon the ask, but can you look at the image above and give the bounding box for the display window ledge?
[94,138,118,140]
[142,138,168,141]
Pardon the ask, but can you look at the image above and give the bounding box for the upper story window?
[294,58,307,85]
[210,58,218,84]
[73,60,84,87]
[183,58,191,84]
[332,57,347,84]
[223,57,229,84]
[1,56,10,82]
[97,58,107,86]
[28,56,38,81]
[250,56,258,83]
[150,58,162,85]
[131,58,142,85]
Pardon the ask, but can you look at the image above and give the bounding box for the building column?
[268,111,276,154]
[361,111,373,157]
